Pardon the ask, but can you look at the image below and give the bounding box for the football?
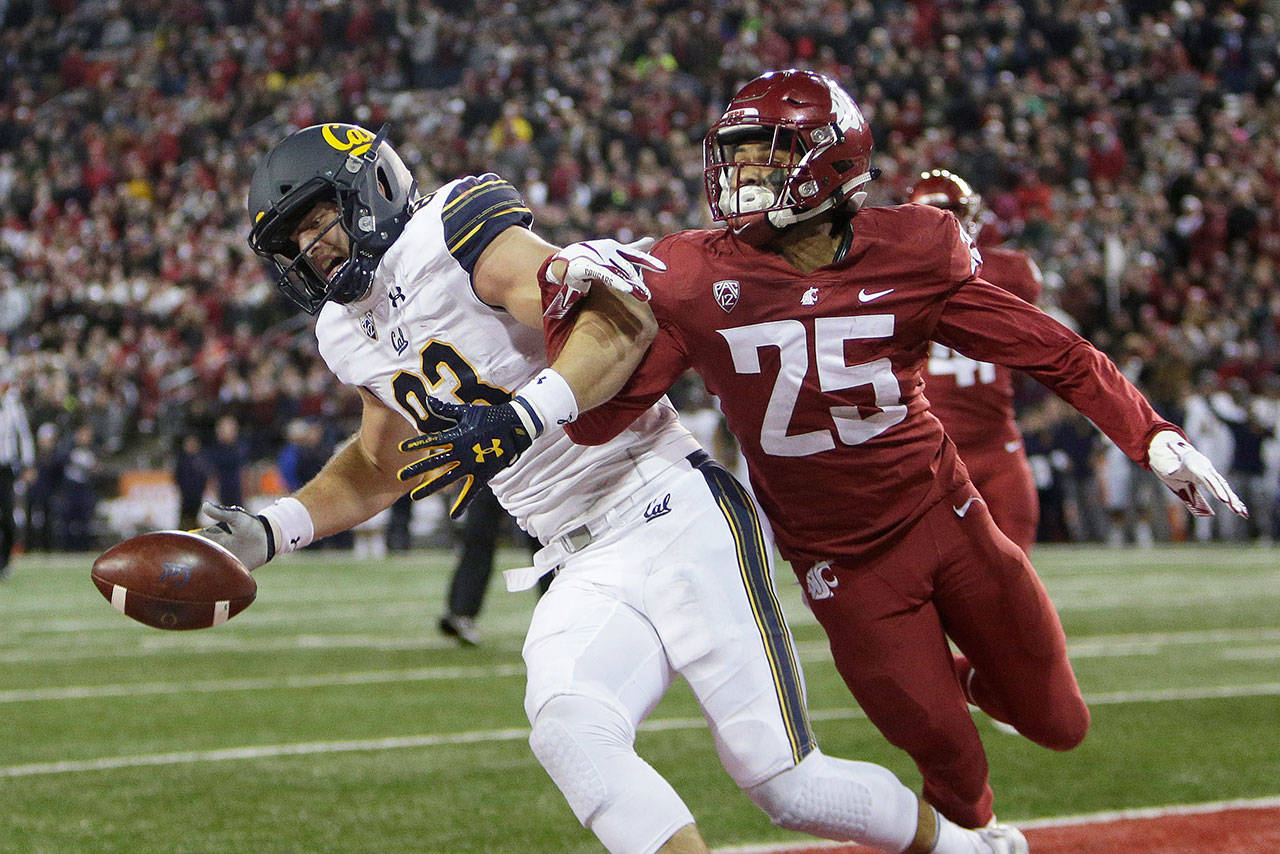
[91,531,257,630]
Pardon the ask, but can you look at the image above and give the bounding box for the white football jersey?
[315,174,699,540]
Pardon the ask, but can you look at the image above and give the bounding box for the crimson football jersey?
[924,245,1043,452]
[548,205,1177,564]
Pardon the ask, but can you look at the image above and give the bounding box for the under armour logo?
[800,286,820,306]
[388,286,406,307]
[472,440,504,462]
[804,560,838,600]
[643,493,672,522]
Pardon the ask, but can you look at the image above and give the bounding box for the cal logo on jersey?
[714,279,740,313]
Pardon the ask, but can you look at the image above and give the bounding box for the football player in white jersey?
[201,122,1025,854]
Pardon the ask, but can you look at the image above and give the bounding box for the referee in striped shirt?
[0,365,34,580]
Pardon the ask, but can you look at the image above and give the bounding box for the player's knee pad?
[527,693,626,824]
[528,694,693,854]
[745,749,918,851]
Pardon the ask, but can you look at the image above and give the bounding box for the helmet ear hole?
[375,167,392,201]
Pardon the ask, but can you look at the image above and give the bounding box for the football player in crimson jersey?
[909,170,1042,554]
[402,70,1248,837]
[201,123,1028,854]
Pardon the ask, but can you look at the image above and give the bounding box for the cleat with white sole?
[978,823,1029,853]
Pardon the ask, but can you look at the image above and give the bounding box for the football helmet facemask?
[705,69,876,241]
[248,123,421,314]
[909,169,982,236]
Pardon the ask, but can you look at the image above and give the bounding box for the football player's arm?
[197,388,418,569]
[933,281,1173,459]
[933,281,1247,516]
[473,224,661,411]
[293,387,419,539]
[545,311,688,446]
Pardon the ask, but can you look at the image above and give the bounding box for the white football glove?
[195,501,272,570]
[1147,430,1249,518]
[542,237,667,319]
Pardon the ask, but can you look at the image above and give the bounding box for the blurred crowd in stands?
[1,0,1278,550]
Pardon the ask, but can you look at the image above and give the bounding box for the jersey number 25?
[718,315,907,457]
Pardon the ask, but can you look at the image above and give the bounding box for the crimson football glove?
[398,398,536,518]
[542,237,667,319]
[1147,430,1249,518]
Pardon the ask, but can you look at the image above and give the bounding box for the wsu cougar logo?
[804,560,838,600]
[713,279,740,313]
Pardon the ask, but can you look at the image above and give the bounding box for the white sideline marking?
[3,684,1279,777]
[0,633,507,663]
[710,797,1280,852]
[4,625,1278,666]
[0,729,533,778]
[1,653,1277,705]
[0,663,526,703]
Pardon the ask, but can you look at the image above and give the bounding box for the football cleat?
[978,823,1029,854]
[439,613,482,646]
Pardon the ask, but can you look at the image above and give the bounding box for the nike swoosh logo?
[1004,440,1022,452]
[953,496,983,517]
[858,287,894,303]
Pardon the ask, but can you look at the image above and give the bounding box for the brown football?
[91,531,257,630]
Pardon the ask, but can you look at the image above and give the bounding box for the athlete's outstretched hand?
[542,237,667,319]
[398,398,535,518]
[1148,430,1248,518]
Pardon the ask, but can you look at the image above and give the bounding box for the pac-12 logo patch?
[713,280,740,313]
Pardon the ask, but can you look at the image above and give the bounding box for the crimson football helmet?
[704,69,876,239]
[908,169,982,236]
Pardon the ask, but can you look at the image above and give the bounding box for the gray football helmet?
[248,123,421,314]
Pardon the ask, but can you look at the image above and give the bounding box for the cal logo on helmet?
[321,124,375,157]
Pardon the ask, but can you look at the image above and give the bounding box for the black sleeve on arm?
[442,174,535,275]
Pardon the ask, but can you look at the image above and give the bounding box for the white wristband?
[513,368,579,435]
[259,496,315,556]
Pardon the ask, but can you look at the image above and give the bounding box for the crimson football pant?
[962,443,1039,555]
[801,481,1089,828]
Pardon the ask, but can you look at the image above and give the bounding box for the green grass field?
[2,544,1277,853]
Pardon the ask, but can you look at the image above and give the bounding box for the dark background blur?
[1,0,1277,549]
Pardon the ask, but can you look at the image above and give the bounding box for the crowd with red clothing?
[0,0,1277,549]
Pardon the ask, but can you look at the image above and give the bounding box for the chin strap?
[766,170,876,230]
